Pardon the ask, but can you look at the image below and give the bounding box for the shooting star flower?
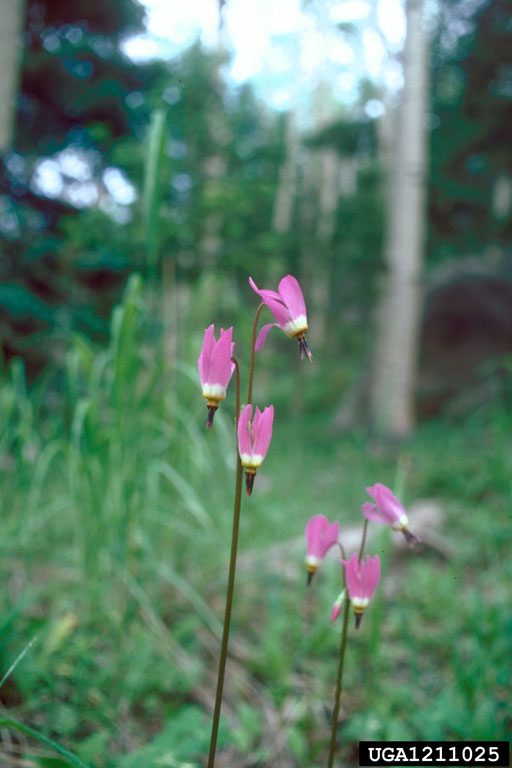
[305,514,340,585]
[249,275,312,361]
[362,483,418,547]
[198,325,235,429]
[343,553,381,629]
[237,404,274,495]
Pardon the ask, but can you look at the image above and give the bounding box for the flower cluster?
[304,483,417,628]
[197,275,311,491]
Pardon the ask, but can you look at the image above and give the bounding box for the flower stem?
[358,519,369,562]
[326,520,368,767]
[247,303,264,405]
[327,591,350,768]
[206,359,242,768]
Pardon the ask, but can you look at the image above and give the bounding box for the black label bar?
[359,741,510,767]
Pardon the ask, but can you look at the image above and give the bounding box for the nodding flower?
[361,483,418,548]
[237,404,274,496]
[249,275,312,361]
[304,514,340,585]
[342,553,381,629]
[198,325,235,429]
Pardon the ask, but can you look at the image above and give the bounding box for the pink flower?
[362,483,418,547]
[249,275,312,361]
[305,514,340,584]
[342,553,381,628]
[237,404,274,495]
[198,325,235,429]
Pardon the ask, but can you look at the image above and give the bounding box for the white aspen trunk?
[0,0,25,151]
[272,111,298,233]
[371,0,429,438]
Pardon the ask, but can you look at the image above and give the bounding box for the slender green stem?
[232,357,240,418]
[358,519,369,562]
[206,360,242,768]
[327,588,350,768]
[327,520,369,766]
[247,303,264,405]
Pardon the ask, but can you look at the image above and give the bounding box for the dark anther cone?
[307,571,314,586]
[355,612,363,630]
[206,405,217,430]
[298,335,313,363]
[245,470,256,496]
[402,528,420,549]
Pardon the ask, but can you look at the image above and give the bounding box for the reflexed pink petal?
[198,324,215,386]
[248,277,291,327]
[320,521,340,556]
[331,602,343,623]
[278,275,307,320]
[237,405,253,456]
[361,501,385,524]
[343,553,360,599]
[248,277,282,303]
[305,514,329,558]
[364,555,381,598]
[254,323,278,351]
[253,405,274,458]
[373,484,405,522]
[210,327,234,387]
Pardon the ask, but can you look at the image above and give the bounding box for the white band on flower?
[283,315,308,337]
[392,513,409,530]
[202,383,227,400]
[239,453,263,468]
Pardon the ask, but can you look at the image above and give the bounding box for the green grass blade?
[0,719,92,768]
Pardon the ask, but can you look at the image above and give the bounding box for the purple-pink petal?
[305,515,340,560]
[361,501,386,524]
[305,514,329,558]
[209,327,234,386]
[363,555,381,598]
[248,277,291,327]
[373,484,405,521]
[254,323,278,351]
[343,554,360,599]
[237,405,253,456]
[321,521,340,556]
[278,275,307,320]
[253,405,274,458]
[198,324,215,386]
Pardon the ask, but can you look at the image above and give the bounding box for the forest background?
[0,0,510,765]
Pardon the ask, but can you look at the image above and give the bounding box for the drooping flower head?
[249,275,312,361]
[305,514,340,585]
[237,404,274,496]
[198,325,235,429]
[362,483,418,547]
[342,553,381,629]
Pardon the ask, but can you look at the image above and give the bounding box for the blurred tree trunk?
[0,0,25,150]
[370,0,429,438]
[272,111,298,233]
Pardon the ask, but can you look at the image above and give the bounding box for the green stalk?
[206,358,242,768]
[247,303,264,405]
[327,596,350,768]
[207,300,264,766]
[326,519,369,766]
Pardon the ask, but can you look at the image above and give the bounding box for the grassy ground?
[0,278,510,767]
